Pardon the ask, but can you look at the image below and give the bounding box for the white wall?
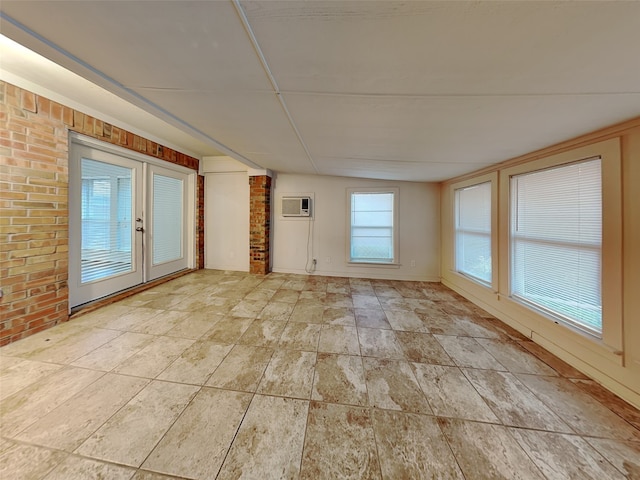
[204,172,250,271]
[272,173,440,281]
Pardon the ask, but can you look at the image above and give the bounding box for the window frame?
[499,138,622,350]
[449,172,498,292]
[346,187,400,265]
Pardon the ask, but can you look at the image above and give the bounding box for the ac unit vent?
[282,196,311,217]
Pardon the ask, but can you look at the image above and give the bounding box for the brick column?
[197,175,205,269]
[249,172,272,275]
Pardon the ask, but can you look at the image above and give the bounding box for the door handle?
[136,226,144,232]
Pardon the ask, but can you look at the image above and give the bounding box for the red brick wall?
[0,81,202,346]
[248,175,271,275]
[197,175,205,269]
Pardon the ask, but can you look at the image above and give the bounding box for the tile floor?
[1,270,639,479]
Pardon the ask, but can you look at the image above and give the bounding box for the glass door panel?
[147,164,189,280]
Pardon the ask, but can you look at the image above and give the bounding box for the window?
[455,181,492,284]
[348,189,398,264]
[510,158,602,335]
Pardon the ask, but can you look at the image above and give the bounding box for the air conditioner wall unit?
[282,196,312,217]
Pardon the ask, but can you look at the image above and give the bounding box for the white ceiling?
[1,1,639,182]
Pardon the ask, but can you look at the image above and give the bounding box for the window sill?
[347,261,401,269]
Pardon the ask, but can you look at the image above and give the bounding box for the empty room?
[1,1,639,479]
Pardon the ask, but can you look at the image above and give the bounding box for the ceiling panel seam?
[232,0,319,174]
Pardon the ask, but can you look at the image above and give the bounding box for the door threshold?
[70,269,195,319]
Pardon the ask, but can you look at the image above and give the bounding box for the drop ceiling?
[1,1,639,182]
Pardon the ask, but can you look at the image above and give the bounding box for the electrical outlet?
[313,258,317,265]
[325,256,331,264]
[410,259,416,267]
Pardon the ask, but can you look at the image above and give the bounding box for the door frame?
[68,133,197,309]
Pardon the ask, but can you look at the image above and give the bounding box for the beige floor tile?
[128,310,191,335]
[0,355,26,370]
[417,311,469,335]
[97,307,165,331]
[363,357,432,414]
[113,336,195,379]
[352,295,381,309]
[206,344,273,392]
[25,328,123,365]
[289,303,324,323]
[157,341,233,385]
[300,402,381,480]
[257,349,317,399]
[318,325,361,355]
[395,331,454,365]
[71,332,154,371]
[412,363,499,422]
[217,394,308,480]
[518,340,588,379]
[237,319,286,347]
[142,388,252,479]
[384,310,429,333]
[379,296,414,312]
[0,359,62,400]
[75,380,198,467]
[312,353,367,406]
[16,373,149,451]
[516,374,640,441]
[163,310,223,339]
[439,418,545,480]
[350,284,375,296]
[450,315,504,339]
[476,338,558,376]
[43,455,136,480]
[244,288,276,302]
[132,471,184,480]
[1,366,104,437]
[282,278,308,290]
[584,438,640,479]
[0,443,67,480]
[229,299,268,318]
[257,301,295,322]
[279,322,321,351]
[434,335,506,370]
[323,292,353,308]
[509,429,625,480]
[270,289,300,304]
[142,295,191,311]
[372,410,464,479]
[322,307,356,326]
[571,378,640,430]
[463,369,572,432]
[202,316,253,343]
[355,308,392,329]
[373,286,402,298]
[357,327,404,359]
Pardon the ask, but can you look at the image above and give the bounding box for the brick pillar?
[197,175,205,269]
[249,173,272,275]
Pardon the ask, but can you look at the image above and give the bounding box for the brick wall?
[248,175,272,275]
[0,81,203,346]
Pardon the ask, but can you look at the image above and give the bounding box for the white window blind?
[510,158,602,335]
[350,192,394,263]
[455,181,492,284]
[80,158,133,283]
[152,173,183,265]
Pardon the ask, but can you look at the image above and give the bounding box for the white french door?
[69,135,194,308]
[69,143,144,307]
